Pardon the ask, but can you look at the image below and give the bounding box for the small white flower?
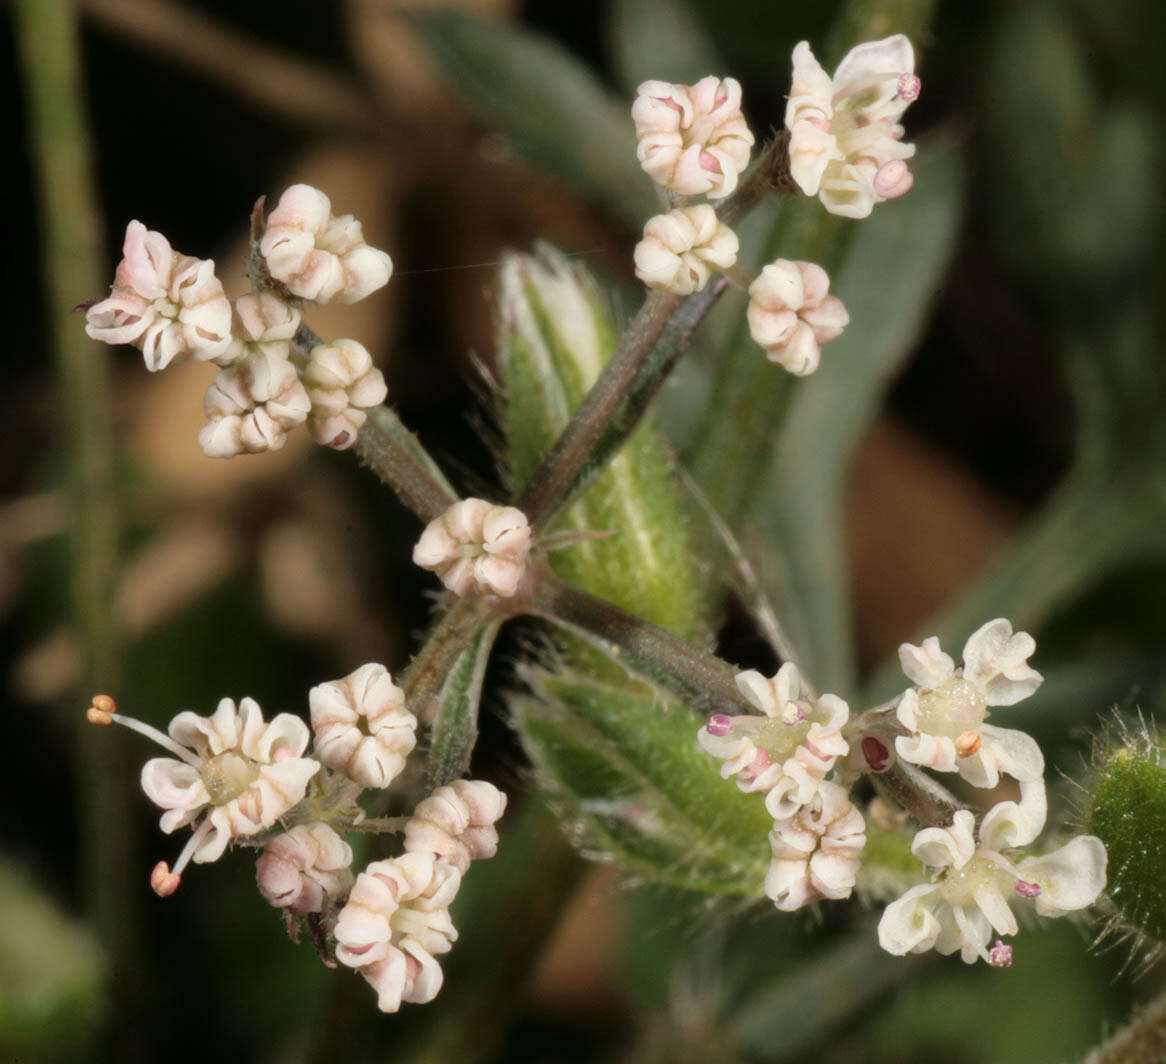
[334,852,461,1012]
[785,36,920,218]
[412,499,531,598]
[895,619,1045,787]
[632,76,754,199]
[309,663,417,790]
[85,220,232,370]
[877,785,1107,965]
[220,291,301,366]
[93,697,319,893]
[746,259,849,375]
[404,779,508,873]
[260,184,392,304]
[199,349,311,458]
[256,822,354,915]
[766,780,866,911]
[633,205,739,295]
[698,662,850,818]
[303,339,388,450]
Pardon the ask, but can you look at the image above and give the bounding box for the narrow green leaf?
[426,620,501,786]
[608,0,724,94]
[499,246,709,641]
[512,670,771,894]
[406,10,654,225]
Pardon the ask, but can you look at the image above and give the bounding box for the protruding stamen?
[861,735,891,772]
[99,710,203,768]
[954,730,982,758]
[988,939,1013,968]
[150,861,181,898]
[1015,879,1041,899]
[706,714,733,737]
[897,73,922,102]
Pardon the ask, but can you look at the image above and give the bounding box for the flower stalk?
[291,322,458,521]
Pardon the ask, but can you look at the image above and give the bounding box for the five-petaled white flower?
[877,784,1107,965]
[309,663,417,790]
[895,618,1045,787]
[256,822,354,915]
[260,184,393,305]
[85,220,232,370]
[303,339,388,450]
[634,205,739,295]
[747,259,850,375]
[698,662,849,818]
[334,852,461,1013]
[412,499,532,598]
[97,696,320,893]
[785,35,920,218]
[404,779,508,874]
[632,76,754,199]
[766,780,866,911]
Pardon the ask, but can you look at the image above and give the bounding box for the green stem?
[292,323,459,522]
[400,597,501,725]
[15,0,139,1051]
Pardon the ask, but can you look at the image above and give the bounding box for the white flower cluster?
[698,619,1108,963]
[87,662,507,1013]
[631,76,748,295]
[85,184,390,458]
[413,498,532,599]
[872,618,1106,965]
[698,662,866,911]
[629,52,866,374]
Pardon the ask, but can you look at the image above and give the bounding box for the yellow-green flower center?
[202,751,260,806]
[915,676,987,740]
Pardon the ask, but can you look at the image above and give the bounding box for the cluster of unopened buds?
[85,664,507,1013]
[699,618,1108,966]
[631,35,922,375]
[84,185,391,456]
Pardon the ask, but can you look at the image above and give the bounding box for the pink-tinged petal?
[1018,836,1107,917]
[267,183,332,232]
[118,221,171,301]
[895,730,958,773]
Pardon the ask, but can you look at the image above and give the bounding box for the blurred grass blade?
[608,0,725,94]
[426,620,501,786]
[0,863,107,1056]
[729,929,931,1061]
[406,9,654,226]
[753,138,965,695]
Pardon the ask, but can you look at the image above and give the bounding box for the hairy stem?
[529,572,751,716]
[15,0,140,1053]
[1081,991,1166,1064]
[292,323,458,522]
[718,131,796,227]
[519,279,729,532]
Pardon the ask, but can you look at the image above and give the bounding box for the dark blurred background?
[5,0,1165,1061]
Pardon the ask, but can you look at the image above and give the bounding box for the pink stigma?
[706,714,733,737]
[988,940,1013,968]
[897,73,921,101]
[1015,879,1042,899]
